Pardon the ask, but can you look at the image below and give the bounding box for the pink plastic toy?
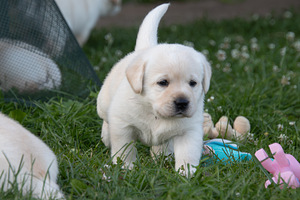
[255,143,300,189]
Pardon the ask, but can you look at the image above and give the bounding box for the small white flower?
[100,164,112,182]
[286,32,295,41]
[115,50,123,57]
[287,70,294,76]
[247,133,254,141]
[293,40,300,51]
[241,52,250,60]
[281,75,291,86]
[277,124,284,131]
[102,172,111,182]
[289,121,295,126]
[209,40,216,46]
[205,108,209,113]
[101,57,108,63]
[225,63,231,67]
[223,40,231,49]
[283,11,292,19]
[216,50,226,61]
[104,33,112,40]
[219,43,231,49]
[268,43,276,50]
[223,63,232,73]
[288,140,293,145]
[234,43,241,49]
[207,96,215,102]
[223,66,232,73]
[272,65,279,72]
[251,43,259,51]
[231,49,240,59]
[244,66,250,72]
[202,49,209,56]
[278,133,288,141]
[217,106,222,111]
[104,33,114,44]
[94,66,100,71]
[280,47,287,56]
[241,45,248,52]
[235,36,244,43]
[183,41,194,47]
[224,37,231,43]
[250,37,258,44]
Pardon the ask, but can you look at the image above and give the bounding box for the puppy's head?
[126,44,211,118]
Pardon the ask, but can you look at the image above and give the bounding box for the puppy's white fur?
[97,4,211,176]
[55,0,122,45]
[0,39,61,93]
[0,112,64,199]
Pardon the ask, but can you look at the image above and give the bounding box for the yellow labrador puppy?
[97,3,211,176]
[55,0,122,45]
[0,39,61,93]
[0,112,64,199]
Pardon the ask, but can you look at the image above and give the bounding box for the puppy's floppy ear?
[202,59,212,94]
[126,57,146,94]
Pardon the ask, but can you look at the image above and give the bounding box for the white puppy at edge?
[55,0,122,46]
[97,3,211,176]
[0,39,62,93]
[0,112,64,199]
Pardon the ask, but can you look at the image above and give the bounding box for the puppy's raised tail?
[135,3,170,51]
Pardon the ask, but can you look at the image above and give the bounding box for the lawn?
[0,6,300,200]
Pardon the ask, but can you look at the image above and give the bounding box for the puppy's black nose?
[174,98,189,112]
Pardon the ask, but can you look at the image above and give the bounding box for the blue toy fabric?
[203,139,252,165]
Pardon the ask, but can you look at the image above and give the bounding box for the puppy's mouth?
[173,110,189,118]
[156,108,192,119]
[155,112,190,119]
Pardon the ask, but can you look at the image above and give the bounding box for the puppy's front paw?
[177,164,197,177]
[121,162,135,170]
[113,156,135,170]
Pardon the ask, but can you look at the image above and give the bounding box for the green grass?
[1,9,300,200]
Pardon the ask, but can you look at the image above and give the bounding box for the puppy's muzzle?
[174,98,189,114]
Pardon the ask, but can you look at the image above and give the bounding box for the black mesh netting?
[0,0,101,101]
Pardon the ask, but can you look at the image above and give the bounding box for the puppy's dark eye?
[157,80,169,87]
[189,80,197,87]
